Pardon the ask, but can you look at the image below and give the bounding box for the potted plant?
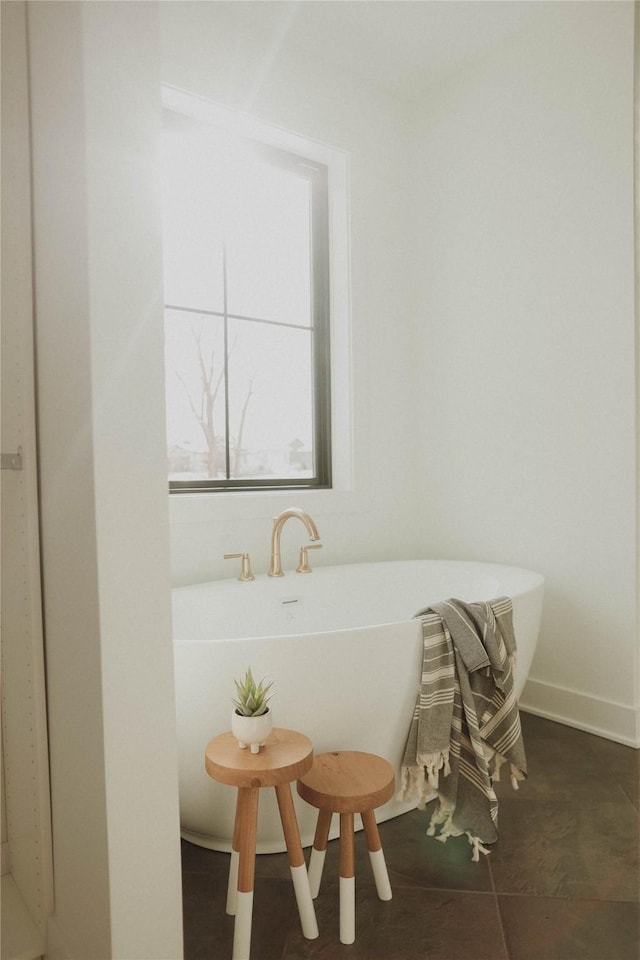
[231,667,274,754]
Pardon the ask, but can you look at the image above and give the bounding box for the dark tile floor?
[181,714,639,960]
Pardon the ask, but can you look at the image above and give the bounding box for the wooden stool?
[297,751,395,944]
[205,728,319,960]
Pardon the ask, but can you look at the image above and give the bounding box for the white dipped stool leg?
[368,848,392,901]
[362,809,392,901]
[307,847,326,899]
[226,849,239,915]
[339,876,355,945]
[339,813,356,945]
[308,808,332,898]
[290,863,319,939]
[232,891,253,960]
[232,787,259,960]
[275,783,319,940]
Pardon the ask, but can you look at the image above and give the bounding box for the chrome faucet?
[268,508,321,577]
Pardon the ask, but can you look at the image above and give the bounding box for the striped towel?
[398,597,527,860]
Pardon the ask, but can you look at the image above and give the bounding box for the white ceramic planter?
[231,709,273,754]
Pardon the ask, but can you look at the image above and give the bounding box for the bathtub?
[172,559,543,853]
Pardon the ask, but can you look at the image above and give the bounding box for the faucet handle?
[296,543,322,574]
[224,552,255,582]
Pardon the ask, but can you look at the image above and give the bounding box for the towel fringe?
[484,745,526,791]
[426,807,492,861]
[397,765,436,808]
[418,748,450,789]
[467,833,491,862]
[491,752,507,782]
[426,800,456,839]
[510,762,526,791]
[397,749,450,805]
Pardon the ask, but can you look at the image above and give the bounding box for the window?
[162,108,331,492]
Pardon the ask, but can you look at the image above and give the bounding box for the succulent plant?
[232,667,274,717]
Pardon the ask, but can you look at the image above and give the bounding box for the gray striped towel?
[398,597,527,860]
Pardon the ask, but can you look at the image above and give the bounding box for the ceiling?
[207,0,548,102]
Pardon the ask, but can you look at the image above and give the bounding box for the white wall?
[28,2,183,957]
[413,1,638,744]
[1,1,53,931]
[161,2,637,745]
[160,1,422,586]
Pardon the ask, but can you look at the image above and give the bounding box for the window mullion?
[222,241,231,480]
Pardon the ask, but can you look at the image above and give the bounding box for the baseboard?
[520,676,640,748]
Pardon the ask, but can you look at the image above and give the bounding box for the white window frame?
[162,86,358,524]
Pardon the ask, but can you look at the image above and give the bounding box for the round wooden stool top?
[297,751,395,814]
[205,727,313,789]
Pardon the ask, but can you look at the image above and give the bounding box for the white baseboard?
[520,677,640,748]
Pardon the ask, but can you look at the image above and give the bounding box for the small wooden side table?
[205,728,319,960]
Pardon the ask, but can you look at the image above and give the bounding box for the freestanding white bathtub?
[172,559,543,853]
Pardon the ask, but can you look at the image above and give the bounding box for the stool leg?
[362,809,392,901]
[339,812,355,945]
[308,808,332,898]
[274,783,319,940]
[233,787,259,960]
[226,809,242,915]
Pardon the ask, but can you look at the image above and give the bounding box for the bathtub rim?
[172,557,545,645]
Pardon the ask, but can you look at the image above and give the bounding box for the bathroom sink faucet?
[268,508,321,577]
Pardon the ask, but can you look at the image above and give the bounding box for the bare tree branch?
[233,379,253,476]
[174,323,252,480]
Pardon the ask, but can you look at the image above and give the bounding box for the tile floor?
[181,714,639,959]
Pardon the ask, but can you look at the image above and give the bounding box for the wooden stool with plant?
[204,667,319,960]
